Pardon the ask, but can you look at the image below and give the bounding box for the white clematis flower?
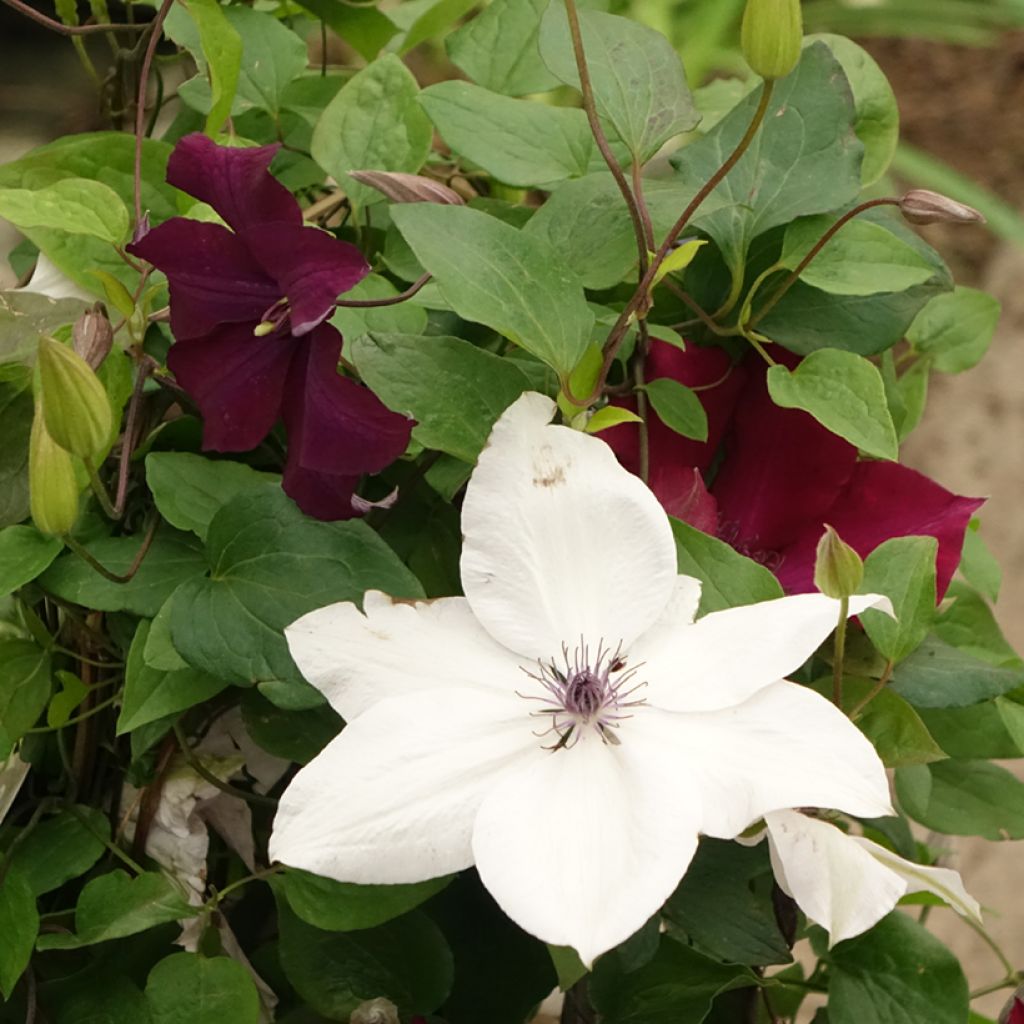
[270,392,893,965]
[760,809,981,946]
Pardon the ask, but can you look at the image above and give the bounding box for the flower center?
[518,640,647,751]
[253,297,291,337]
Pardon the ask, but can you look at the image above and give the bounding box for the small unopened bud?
[349,997,399,1024]
[898,189,985,227]
[37,335,113,460]
[72,303,114,370]
[814,524,864,599]
[741,0,803,80]
[348,170,465,206]
[132,211,151,245]
[29,402,80,537]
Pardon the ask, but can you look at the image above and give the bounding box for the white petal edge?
[765,810,904,947]
[460,392,678,660]
[668,681,893,838]
[270,687,539,883]
[472,709,702,967]
[285,592,526,721]
[638,592,894,713]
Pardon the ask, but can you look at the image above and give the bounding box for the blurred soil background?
[2,6,1024,1019]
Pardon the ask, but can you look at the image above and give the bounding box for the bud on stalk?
[29,401,80,537]
[898,189,985,226]
[37,335,113,460]
[741,0,803,80]
[814,524,864,599]
[348,170,465,206]
[72,303,114,370]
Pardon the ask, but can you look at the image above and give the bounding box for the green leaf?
[539,4,698,163]
[882,351,930,443]
[351,333,531,463]
[117,621,227,735]
[826,911,968,1024]
[919,697,1024,760]
[780,215,937,296]
[0,640,51,749]
[643,378,708,441]
[330,274,427,341]
[446,0,559,96]
[0,178,129,244]
[766,349,898,461]
[283,869,451,932]
[170,488,422,690]
[42,972,151,1024]
[390,0,477,54]
[549,945,588,992]
[858,536,937,663]
[0,379,32,528]
[145,953,260,1024]
[311,54,432,209]
[810,35,898,186]
[670,43,862,280]
[288,0,396,62]
[0,290,88,367]
[651,238,706,287]
[420,81,593,187]
[47,670,89,728]
[908,287,1001,374]
[664,839,791,966]
[934,583,1020,667]
[959,520,1002,603]
[90,268,135,319]
[670,518,784,616]
[391,204,593,376]
[40,530,208,617]
[6,806,108,896]
[585,406,643,434]
[277,898,453,1019]
[0,525,62,597]
[239,689,339,764]
[896,759,1024,838]
[36,870,193,950]
[0,870,38,999]
[145,452,279,542]
[188,0,243,136]
[890,636,1024,709]
[144,598,189,671]
[591,934,752,1024]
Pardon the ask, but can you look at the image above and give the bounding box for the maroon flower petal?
[712,362,858,555]
[166,133,301,233]
[167,323,293,452]
[774,461,984,596]
[129,218,279,340]
[281,325,412,478]
[281,462,362,522]
[665,467,720,533]
[243,223,370,336]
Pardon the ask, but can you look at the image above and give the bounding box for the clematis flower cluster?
[129,134,412,520]
[607,341,982,595]
[266,392,980,965]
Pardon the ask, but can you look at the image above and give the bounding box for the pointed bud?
[37,335,113,460]
[814,525,864,599]
[29,401,80,537]
[898,189,985,226]
[741,0,803,80]
[348,170,465,206]
[72,303,114,370]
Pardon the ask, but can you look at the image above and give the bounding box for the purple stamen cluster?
[519,640,647,751]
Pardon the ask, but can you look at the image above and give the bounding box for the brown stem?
[133,0,175,227]
[661,279,731,337]
[849,660,895,719]
[335,272,431,308]
[113,357,153,516]
[634,322,651,484]
[132,733,177,862]
[62,517,159,585]
[564,0,648,269]
[631,160,655,254]
[746,198,901,330]
[0,0,147,35]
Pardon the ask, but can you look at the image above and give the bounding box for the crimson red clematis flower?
[128,133,412,520]
[607,340,982,597]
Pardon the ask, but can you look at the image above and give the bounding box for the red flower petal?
[281,461,362,521]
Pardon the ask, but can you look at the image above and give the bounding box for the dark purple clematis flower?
[128,133,412,519]
[607,340,982,597]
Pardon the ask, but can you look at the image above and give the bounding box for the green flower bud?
[29,401,80,537]
[741,0,803,81]
[814,524,864,600]
[37,335,113,460]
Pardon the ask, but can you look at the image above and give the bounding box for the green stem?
[849,661,895,719]
[62,520,158,585]
[25,692,119,733]
[83,457,118,519]
[832,596,849,707]
[206,865,285,910]
[173,723,279,809]
[965,914,1018,980]
[970,976,1018,1000]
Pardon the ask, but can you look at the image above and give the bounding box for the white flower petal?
[286,592,526,720]
[270,688,538,883]
[640,593,893,713]
[852,836,982,924]
[765,811,904,947]
[472,709,701,966]
[460,392,677,660]
[671,681,893,838]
